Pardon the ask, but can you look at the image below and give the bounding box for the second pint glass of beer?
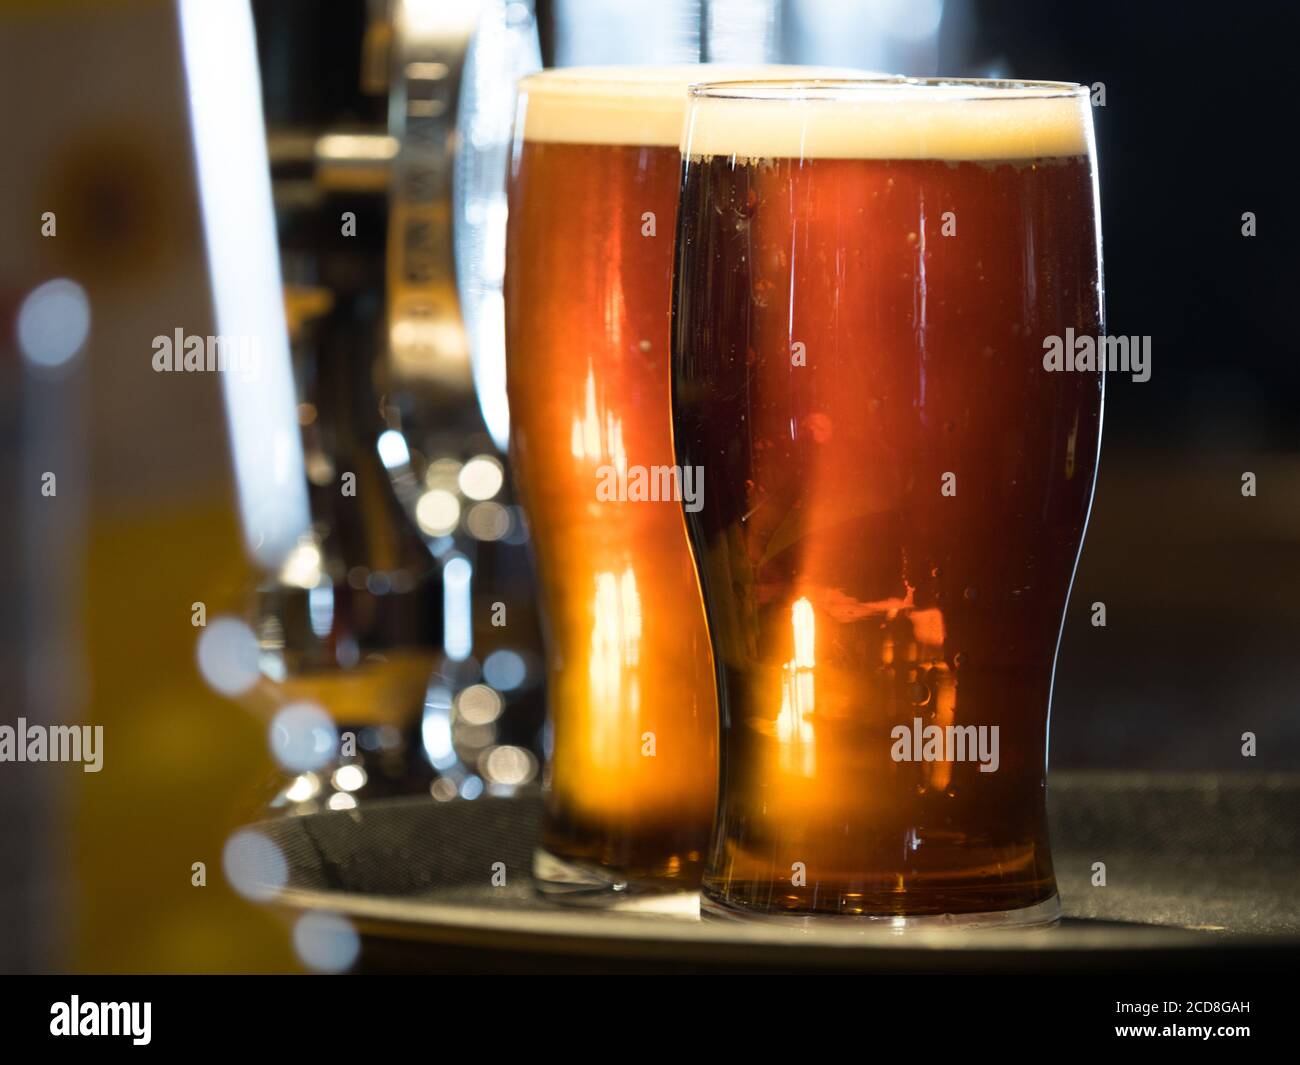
[673,79,1104,923]
[504,67,727,897]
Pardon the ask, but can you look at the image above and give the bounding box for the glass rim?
[687,76,1088,102]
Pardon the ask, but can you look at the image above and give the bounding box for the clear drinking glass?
[672,78,1104,925]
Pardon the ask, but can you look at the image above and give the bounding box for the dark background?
[952,2,1298,770]
[968,1,1294,453]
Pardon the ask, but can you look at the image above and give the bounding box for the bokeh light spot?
[18,278,90,370]
[293,912,360,973]
[223,830,288,902]
[269,702,338,771]
[196,616,261,697]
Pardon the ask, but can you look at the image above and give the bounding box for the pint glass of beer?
[505,67,717,897]
[673,79,1103,923]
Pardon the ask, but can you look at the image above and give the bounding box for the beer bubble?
[963,586,978,601]
[906,681,930,706]
[954,651,968,669]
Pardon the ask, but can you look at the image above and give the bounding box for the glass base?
[532,847,701,915]
[532,846,629,898]
[700,891,1061,931]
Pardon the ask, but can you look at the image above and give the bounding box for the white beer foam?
[683,81,1092,161]
[518,65,894,148]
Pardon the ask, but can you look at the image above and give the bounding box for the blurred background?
[0,0,1295,973]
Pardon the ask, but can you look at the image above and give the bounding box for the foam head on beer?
[681,77,1093,161]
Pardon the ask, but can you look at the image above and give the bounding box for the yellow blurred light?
[416,489,460,535]
[466,501,510,541]
[482,745,536,786]
[331,764,367,792]
[458,455,504,500]
[456,684,503,725]
[280,538,323,589]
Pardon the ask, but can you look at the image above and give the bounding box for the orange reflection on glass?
[774,596,817,779]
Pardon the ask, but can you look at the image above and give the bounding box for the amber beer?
[673,80,1103,922]
[506,67,769,894]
